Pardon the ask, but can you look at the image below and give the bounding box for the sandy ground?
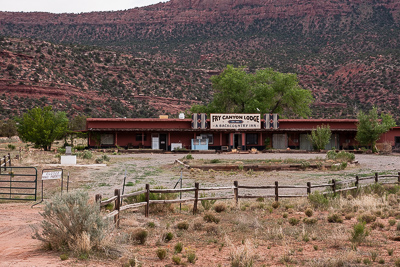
[1,152,399,266]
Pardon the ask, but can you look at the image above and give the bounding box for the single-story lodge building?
[86,113,400,151]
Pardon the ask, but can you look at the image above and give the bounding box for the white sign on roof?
[42,171,62,180]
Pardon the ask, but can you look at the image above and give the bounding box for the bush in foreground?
[32,191,108,255]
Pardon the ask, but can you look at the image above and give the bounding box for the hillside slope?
[1,0,400,120]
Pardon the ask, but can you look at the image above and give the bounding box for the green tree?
[308,124,332,151]
[68,114,87,131]
[355,107,396,152]
[191,65,314,118]
[0,119,17,138]
[16,106,69,151]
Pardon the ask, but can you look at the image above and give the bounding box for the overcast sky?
[0,0,170,13]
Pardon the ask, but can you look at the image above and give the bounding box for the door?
[325,134,339,150]
[152,134,159,150]
[234,134,242,149]
[273,134,287,149]
[300,134,313,151]
[159,134,167,151]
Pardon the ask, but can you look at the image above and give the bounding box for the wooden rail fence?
[96,172,400,225]
[0,153,11,174]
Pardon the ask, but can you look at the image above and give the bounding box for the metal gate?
[0,167,37,201]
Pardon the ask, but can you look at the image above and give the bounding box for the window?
[200,134,214,144]
[100,134,114,145]
[136,133,147,142]
[246,133,258,145]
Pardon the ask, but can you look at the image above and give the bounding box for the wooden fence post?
[193,182,199,215]
[8,153,11,167]
[95,194,102,211]
[332,179,336,195]
[355,175,359,188]
[145,184,150,218]
[275,181,279,202]
[234,181,238,207]
[307,182,311,195]
[114,189,121,227]
[398,172,400,184]
[375,173,378,183]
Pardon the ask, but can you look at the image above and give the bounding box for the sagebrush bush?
[358,213,376,224]
[288,218,299,226]
[32,191,108,254]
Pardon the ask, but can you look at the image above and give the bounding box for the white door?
[152,137,159,149]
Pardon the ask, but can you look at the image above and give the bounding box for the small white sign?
[42,171,62,180]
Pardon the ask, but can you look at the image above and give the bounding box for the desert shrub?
[203,212,220,224]
[127,227,148,244]
[214,202,227,213]
[147,221,156,228]
[81,150,92,159]
[271,201,280,209]
[174,242,183,253]
[362,183,386,197]
[358,213,376,224]
[304,208,313,217]
[200,193,217,210]
[327,149,355,162]
[7,144,15,150]
[205,224,219,235]
[388,219,396,226]
[210,159,221,163]
[288,218,299,226]
[371,221,385,230]
[172,255,181,265]
[282,212,288,218]
[156,248,167,260]
[176,221,189,230]
[60,254,69,261]
[31,191,108,254]
[303,218,317,225]
[163,232,173,242]
[308,191,329,210]
[350,222,369,244]
[327,213,343,223]
[345,213,354,220]
[187,250,197,263]
[193,218,203,230]
[184,154,193,160]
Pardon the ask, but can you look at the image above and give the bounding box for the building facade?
[86,114,400,151]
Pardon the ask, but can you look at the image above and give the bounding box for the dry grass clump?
[176,221,189,230]
[214,202,227,213]
[228,238,256,267]
[192,217,203,230]
[203,212,220,223]
[327,213,343,223]
[358,212,376,224]
[304,208,313,217]
[272,201,280,209]
[127,227,148,244]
